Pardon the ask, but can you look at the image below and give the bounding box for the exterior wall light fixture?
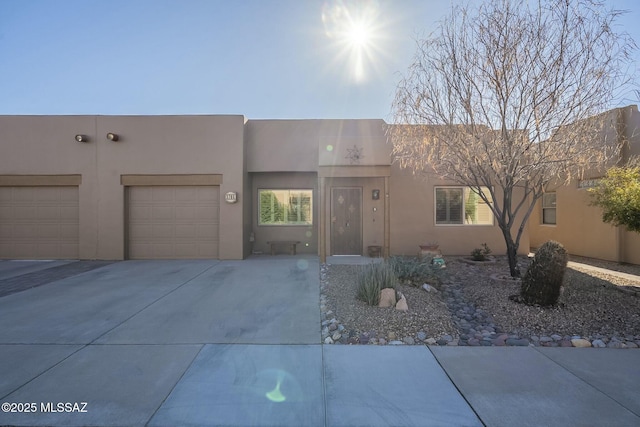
[106,132,120,141]
[75,134,89,143]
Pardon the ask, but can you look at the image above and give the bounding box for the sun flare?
[322,0,385,83]
[346,22,372,48]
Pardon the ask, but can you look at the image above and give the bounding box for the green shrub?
[355,262,397,306]
[470,243,492,261]
[388,256,442,287]
[520,240,568,306]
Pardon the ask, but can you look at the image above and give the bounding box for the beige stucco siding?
[529,184,619,261]
[0,115,246,260]
[389,165,530,256]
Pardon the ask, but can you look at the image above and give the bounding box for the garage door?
[0,187,79,259]
[127,186,219,259]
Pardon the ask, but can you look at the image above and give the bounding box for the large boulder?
[520,240,568,306]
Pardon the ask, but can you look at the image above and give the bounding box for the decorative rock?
[378,288,396,308]
[571,338,592,348]
[626,342,638,348]
[551,334,562,341]
[425,338,437,345]
[332,332,342,341]
[359,333,370,345]
[540,336,553,343]
[442,334,453,342]
[506,338,530,346]
[324,337,334,344]
[395,294,409,312]
[560,339,573,347]
[416,331,427,341]
[492,334,509,346]
[329,323,338,331]
[403,336,415,345]
[388,331,396,340]
[607,340,623,349]
[592,339,606,348]
[422,283,438,293]
[378,338,387,345]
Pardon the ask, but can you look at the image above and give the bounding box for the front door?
[331,187,362,255]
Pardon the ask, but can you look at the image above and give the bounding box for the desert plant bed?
[320,256,640,348]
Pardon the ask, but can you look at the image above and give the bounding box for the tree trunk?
[501,227,521,278]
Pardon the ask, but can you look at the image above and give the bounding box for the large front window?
[259,189,312,226]
[435,187,494,225]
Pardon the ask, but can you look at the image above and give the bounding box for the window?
[435,187,494,225]
[542,193,556,225]
[259,189,312,225]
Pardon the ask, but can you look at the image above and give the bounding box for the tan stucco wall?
[389,165,530,256]
[246,119,390,172]
[529,185,619,261]
[250,172,318,254]
[0,115,246,260]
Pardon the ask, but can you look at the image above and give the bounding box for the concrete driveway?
[0,257,638,426]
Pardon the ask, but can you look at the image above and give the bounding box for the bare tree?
[390,0,636,277]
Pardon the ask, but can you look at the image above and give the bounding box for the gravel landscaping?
[320,256,640,348]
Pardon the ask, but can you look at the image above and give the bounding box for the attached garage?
[126,186,220,259]
[0,186,79,259]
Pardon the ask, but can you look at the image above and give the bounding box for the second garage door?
[127,186,219,259]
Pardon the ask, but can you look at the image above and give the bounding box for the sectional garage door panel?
[127,186,219,259]
[0,187,79,259]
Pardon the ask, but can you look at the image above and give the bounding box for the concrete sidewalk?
[0,257,638,426]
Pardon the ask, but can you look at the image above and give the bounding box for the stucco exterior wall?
[529,185,619,261]
[389,165,530,256]
[0,115,246,260]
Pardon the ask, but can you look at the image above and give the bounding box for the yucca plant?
[355,262,397,306]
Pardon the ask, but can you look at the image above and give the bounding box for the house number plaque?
[225,192,238,204]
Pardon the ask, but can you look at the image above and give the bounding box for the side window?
[542,193,556,225]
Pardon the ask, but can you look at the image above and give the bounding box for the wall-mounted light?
[372,189,380,200]
[75,134,89,143]
[106,132,120,141]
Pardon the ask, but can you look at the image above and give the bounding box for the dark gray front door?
[331,187,362,255]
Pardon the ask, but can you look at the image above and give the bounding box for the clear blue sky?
[0,0,638,119]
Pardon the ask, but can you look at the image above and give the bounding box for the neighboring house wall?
[529,105,640,264]
[0,115,246,260]
[529,183,619,261]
